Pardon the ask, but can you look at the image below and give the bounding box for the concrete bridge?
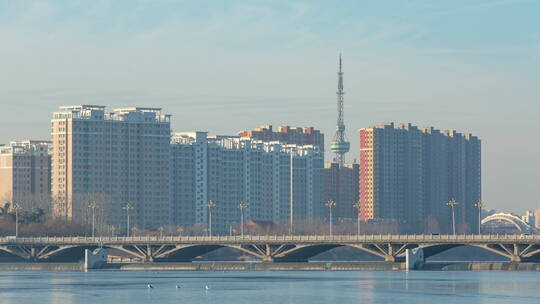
[1,234,539,263]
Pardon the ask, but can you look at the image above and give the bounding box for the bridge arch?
[232,243,415,262]
[418,243,540,262]
[481,213,535,234]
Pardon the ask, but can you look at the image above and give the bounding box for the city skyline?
[1,2,540,302]
[2,103,488,235]
[0,0,539,215]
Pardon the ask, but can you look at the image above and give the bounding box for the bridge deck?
[1,234,539,245]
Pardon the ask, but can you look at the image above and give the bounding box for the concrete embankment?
[106,262,404,271]
[418,262,540,271]
[0,263,82,271]
[0,262,539,271]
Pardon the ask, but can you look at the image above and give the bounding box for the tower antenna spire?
[330,53,350,167]
[339,52,342,73]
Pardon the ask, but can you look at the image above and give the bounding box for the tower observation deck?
[330,54,350,166]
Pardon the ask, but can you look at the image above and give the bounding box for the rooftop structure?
[53,105,170,123]
[237,125,324,151]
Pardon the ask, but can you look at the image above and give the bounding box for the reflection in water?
[48,273,75,304]
[0,270,538,304]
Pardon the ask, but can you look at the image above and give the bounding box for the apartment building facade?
[51,105,171,230]
[170,132,324,234]
[324,162,359,222]
[0,140,51,208]
[359,122,481,233]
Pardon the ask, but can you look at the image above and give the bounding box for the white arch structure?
[481,213,536,234]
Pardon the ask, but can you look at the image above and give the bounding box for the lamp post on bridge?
[353,202,361,236]
[88,201,98,238]
[325,200,336,236]
[475,201,483,234]
[158,226,165,238]
[207,201,216,237]
[238,202,248,237]
[13,203,22,238]
[447,199,459,235]
[123,203,134,237]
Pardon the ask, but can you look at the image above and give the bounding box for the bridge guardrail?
[1,234,540,245]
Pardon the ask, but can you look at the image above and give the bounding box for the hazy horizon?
[0,1,538,214]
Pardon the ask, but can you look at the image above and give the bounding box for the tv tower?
[330,54,350,167]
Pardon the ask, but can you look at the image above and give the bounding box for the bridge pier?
[405,248,425,270]
[145,245,155,262]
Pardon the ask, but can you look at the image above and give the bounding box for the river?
[0,271,538,303]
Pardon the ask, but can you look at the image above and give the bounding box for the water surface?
[0,271,538,304]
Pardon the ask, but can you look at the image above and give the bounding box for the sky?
[0,0,538,214]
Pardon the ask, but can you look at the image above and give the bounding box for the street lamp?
[447,199,459,235]
[289,152,294,236]
[123,203,134,237]
[228,222,233,237]
[238,202,248,237]
[325,200,336,236]
[352,202,361,236]
[207,201,216,237]
[13,203,22,238]
[88,201,98,238]
[474,201,483,235]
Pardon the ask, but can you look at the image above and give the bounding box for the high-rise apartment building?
[51,105,171,230]
[238,125,324,152]
[521,210,536,227]
[359,122,481,233]
[170,132,324,234]
[0,140,51,207]
[324,162,359,222]
[534,208,540,230]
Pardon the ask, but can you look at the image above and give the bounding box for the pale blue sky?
[0,0,538,214]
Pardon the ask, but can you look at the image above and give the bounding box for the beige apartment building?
[359,123,481,233]
[0,140,51,208]
[51,105,171,231]
[535,208,540,230]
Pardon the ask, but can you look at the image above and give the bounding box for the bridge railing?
[0,234,539,245]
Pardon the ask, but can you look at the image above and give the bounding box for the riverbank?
[1,262,539,271]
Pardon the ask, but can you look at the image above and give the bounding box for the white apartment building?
[51,105,171,230]
[170,132,324,234]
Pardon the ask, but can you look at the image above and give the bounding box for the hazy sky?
[0,0,538,214]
